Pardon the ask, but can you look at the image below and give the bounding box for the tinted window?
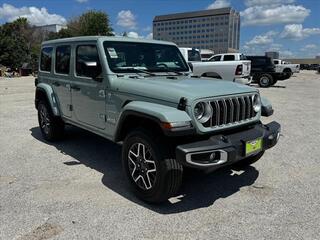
[210,55,221,61]
[188,50,201,61]
[223,55,235,61]
[76,45,101,78]
[55,45,71,74]
[40,47,53,72]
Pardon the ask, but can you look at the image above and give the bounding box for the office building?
[153,7,240,53]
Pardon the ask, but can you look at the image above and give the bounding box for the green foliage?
[0,10,114,69]
[78,10,113,36]
[0,18,30,69]
[48,10,114,40]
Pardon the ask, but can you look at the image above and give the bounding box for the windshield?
[103,41,189,73]
[188,50,201,61]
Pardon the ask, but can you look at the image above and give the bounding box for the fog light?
[209,152,216,161]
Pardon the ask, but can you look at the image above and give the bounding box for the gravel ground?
[0,71,319,240]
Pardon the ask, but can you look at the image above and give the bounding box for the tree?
[48,10,114,40]
[78,10,113,36]
[0,18,29,69]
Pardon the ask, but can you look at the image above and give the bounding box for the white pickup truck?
[273,59,300,77]
[179,48,252,85]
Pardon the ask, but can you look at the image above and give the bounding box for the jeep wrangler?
[35,36,280,203]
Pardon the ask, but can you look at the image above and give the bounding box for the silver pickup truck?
[179,48,252,85]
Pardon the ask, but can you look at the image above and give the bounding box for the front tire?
[258,74,273,88]
[122,129,183,203]
[37,101,64,141]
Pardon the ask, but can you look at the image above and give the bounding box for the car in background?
[246,56,289,88]
[300,64,310,70]
[273,59,299,78]
[209,53,248,62]
[179,48,252,85]
[310,64,320,71]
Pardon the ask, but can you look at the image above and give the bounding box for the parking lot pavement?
[0,71,319,240]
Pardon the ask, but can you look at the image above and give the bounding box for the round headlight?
[252,94,261,112]
[194,102,212,123]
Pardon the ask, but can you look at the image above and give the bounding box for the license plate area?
[245,138,262,156]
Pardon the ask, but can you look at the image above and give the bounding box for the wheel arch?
[35,83,60,116]
[114,101,193,142]
[201,72,222,79]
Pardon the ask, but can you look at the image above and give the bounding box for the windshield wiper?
[114,67,157,77]
[153,66,186,76]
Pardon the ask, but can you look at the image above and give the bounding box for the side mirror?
[84,61,102,81]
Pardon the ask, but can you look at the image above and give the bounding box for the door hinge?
[68,104,73,111]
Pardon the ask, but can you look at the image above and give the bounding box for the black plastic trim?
[176,121,280,169]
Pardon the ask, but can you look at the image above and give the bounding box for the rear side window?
[223,55,235,61]
[188,50,201,61]
[55,45,71,74]
[40,47,53,72]
[76,45,101,78]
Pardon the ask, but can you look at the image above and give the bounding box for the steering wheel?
[156,63,168,68]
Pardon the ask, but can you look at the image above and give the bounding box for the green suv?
[35,36,280,203]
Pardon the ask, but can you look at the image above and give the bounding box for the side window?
[211,55,221,61]
[40,47,53,72]
[223,55,235,61]
[76,45,102,78]
[55,45,71,74]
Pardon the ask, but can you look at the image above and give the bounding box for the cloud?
[244,0,295,7]
[146,32,153,39]
[245,31,277,46]
[116,10,137,29]
[0,3,66,26]
[75,0,88,3]
[280,24,320,40]
[127,31,140,38]
[207,0,230,9]
[241,4,310,26]
[303,44,317,50]
[279,50,294,58]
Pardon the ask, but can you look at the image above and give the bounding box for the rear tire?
[37,100,64,141]
[122,129,183,203]
[258,74,273,88]
[233,151,265,169]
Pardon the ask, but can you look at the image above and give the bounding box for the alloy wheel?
[39,105,51,135]
[128,142,157,190]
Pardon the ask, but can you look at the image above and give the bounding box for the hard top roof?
[42,36,176,46]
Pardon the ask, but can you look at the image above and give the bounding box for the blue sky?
[0,0,319,58]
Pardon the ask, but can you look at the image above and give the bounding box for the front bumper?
[176,121,280,169]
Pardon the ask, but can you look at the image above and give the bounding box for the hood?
[116,76,257,104]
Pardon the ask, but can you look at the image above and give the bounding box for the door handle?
[52,81,60,86]
[71,85,81,91]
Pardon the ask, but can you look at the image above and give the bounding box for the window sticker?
[107,48,118,58]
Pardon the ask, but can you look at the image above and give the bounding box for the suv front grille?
[203,94,258,128]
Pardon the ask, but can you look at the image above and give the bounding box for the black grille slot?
[202,94,258,128]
